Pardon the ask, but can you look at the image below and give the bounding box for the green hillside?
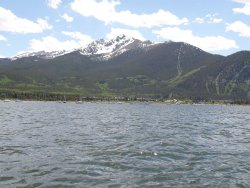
[0,42,249,101]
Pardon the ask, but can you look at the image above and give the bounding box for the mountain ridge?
[0,35,249,101]
[11,35,158,61]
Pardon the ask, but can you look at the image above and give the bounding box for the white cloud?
[106,28,145,40]
[233,0,250,3]
[226,21,250,37]
[30,36,80,52]
[233,4,250,15]
[0,34,7,41]
[47,0,62,9]
[194,14,223,24]
[61,13,74,22]
[62,31,93,45]
[211,18,223,24]
[29,32,93,52]
[194,18,205,24]
[0,7,52,33]
[70,0,188,28]
[232,0,250,15]
[153,27,238,52]
[0,55,5,58]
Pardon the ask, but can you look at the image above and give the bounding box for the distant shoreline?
[0,97,249,106]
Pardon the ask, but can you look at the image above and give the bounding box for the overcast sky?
[0,0,250,57]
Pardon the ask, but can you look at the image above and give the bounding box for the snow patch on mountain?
[12,50,72,60]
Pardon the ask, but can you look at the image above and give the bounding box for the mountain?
[12,35,155,61]
[0,35,249,101]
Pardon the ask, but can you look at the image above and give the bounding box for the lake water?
[0,101,250,188]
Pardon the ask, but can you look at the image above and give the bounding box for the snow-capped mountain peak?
[79,35,135,55]
[12,35,156,61]
[78,35,156,60]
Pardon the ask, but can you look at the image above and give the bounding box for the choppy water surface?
[0,101,250,187]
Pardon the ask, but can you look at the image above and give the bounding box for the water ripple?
[0,101,249,187]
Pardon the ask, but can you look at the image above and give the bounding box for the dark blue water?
[0,101,250,187]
